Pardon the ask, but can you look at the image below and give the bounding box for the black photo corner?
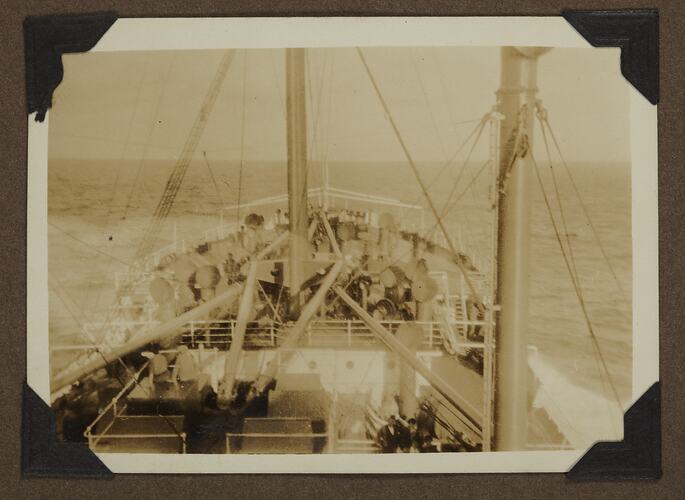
[22,382,113,478]
[23,12,117,122]
[21,9,660,479]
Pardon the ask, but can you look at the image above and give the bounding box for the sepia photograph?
[26,17,658,472]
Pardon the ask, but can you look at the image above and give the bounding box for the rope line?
[539,113,629,304]
[411,48,449,161]
[536,115,621,431]
[50,270,189,445]
[122,55,179,220]
[48,277,126,390]
[419,116,490,211]
[441,159,493,220]
[427,117,488,244]
[321,51,336,195]
[49,222,133,268]
[530,149,624,413]
[105,58,149,219]
[74,51,236,389]
[87,54,168,317]
[236,50,248,226]
[356,47,480,303]
[202,151,225,209]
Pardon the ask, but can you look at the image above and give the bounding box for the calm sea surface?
[48,159,633,415]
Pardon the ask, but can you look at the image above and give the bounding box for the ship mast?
[494,46,549,451]
[286,48,309,313]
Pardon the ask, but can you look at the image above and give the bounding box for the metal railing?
[200,221,240,244]
[181,319,487,351]
[83,361,187,453]
[84,362,148,448]
[87,427,187,454]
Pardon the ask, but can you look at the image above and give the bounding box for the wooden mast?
[286,48,309,313]
[494,47,549,451]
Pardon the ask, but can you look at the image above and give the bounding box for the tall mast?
[494,46,549,451]
[286,48,309,310]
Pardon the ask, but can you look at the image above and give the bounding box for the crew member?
[171,345,198,390]
[407,417,419,451]
[377,415,401,453]
[466,297,485,340]
[223,253,241,284]
[415,400,438,452]
[147,349,171,388]
[396,415,413,452]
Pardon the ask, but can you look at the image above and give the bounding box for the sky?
[48,46,630,164]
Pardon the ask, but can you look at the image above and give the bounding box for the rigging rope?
[304,50,325,205]
[48,276,126,388]
[421,115,491,260]
[324,119,495,328]
[362,113,491,284]
[236,50,248,226]
[202,151,225,211]
[305,50,328,191]
[411,48,449,161]
[538,111,630,305]
[529,148,624,413]
[50,273,172,430]
[135,50,236,259]
[317,52,334,193]
[85,54,166,319]
[425,46,494,258]
[356,47,481,303]
[122,55,179,221]
[535,105,625,428]
[427,118,488,241]
[536,109,619,427]
[50,270,189,444]
[536,102,625,431]
[49,222,133,268]
[357,115,493,309]
[418,115,490,210]
[269,50,287,120]
[87,51,236,370]
[538,121,581,288]
[440,158,493,220]
[105,57,149,220]
[319,51,336,197]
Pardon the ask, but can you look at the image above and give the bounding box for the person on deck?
[416,400,438,452]
[396,415,413,452]
[377,415,401,453]
[407,417,419,451]
[147,349,171,389]
[223,253,241,284]
[466,297,485,340]
[171,345,198,390]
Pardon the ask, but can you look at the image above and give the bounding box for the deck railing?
[83,361,187,453]
[84,361,148,448]
[182,319,487,351]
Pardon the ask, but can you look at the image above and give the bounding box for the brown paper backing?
[2,0,683,496]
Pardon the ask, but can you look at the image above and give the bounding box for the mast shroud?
[286,48,309,307]
[494,46,549,451]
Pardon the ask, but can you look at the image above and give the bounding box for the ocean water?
[47,158,632,442]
